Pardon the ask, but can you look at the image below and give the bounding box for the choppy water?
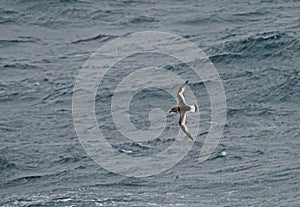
[1,0,300,206]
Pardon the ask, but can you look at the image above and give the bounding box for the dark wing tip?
[185,131,194,140]
[178,116,194,141]
[185,80,189,84]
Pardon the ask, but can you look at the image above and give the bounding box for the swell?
[0,37,41,48]
[128,16,158,24]
[210,31,300,63]
[71,34,116,44]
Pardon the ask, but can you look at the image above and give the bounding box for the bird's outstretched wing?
[178,111,193,140]
[176,80,189,105]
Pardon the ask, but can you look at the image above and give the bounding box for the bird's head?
[169,106,179,113]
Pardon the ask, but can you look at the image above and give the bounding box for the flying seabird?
[169,80,197,140]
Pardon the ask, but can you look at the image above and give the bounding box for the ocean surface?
[1,0,300,206]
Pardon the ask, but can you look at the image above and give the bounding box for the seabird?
[169,80,197,140]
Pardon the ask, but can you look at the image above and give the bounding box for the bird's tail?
[189,105,197,112]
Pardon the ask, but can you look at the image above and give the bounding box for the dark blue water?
[1,0,300,206]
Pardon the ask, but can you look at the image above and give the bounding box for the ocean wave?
[2,63,40,70]
[128,16,158,24]
[53,155,81,164]
[0,156,16,170]
[209,53,243,64]
[0,37,40,48]
[72,33,116,44]
[0,16,13,24]
[210,32,300,63]
[181,14,227,25]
